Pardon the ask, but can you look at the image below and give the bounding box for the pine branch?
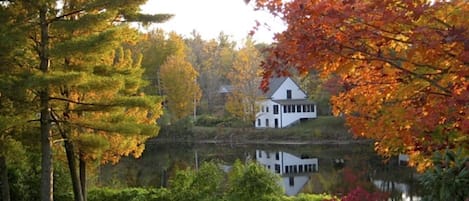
[49,97,115,107]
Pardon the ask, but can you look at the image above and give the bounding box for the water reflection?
[373,180,420,201]
[256,150,318,195]
[99,142,422,199]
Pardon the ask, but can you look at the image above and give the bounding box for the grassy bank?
[157,116,365,144]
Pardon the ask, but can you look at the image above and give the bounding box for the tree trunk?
[0,156,11,201]
[61,135,84,201]
[39,6,53,201]
[79,154,87,201]
[40,92,53,201]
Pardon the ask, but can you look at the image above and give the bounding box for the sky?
[140,0,286,44]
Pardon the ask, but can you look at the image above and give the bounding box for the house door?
[274,119,279,128]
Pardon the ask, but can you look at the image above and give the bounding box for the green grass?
[188,116,355,143]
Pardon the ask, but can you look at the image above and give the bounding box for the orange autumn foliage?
[255,0,468,171]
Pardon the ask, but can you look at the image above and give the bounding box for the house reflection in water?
[256,150,318,196]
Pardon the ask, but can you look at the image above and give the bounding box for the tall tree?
[0,1,171,201]
[226,38,263,123]
[254,0,468,170]
[139,29,182,96]
[0,2,37,200]
[160,33,202,122]
[186,31,237,113]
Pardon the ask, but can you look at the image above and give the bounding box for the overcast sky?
[140,0,285,44]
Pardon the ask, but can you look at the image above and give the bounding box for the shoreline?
[148,137,373,145]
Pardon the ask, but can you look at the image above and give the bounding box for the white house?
[256,150,319,196]
[256,77,317,128]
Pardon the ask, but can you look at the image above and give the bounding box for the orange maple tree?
[254,0,468,170]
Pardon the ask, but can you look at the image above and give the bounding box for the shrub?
[87,187,169,201]
[340,187,388,201]
[419,149,469,201]
[195,115,223,127]
[168,162,225,201]
[217,117,252,128]
[226,161,284,201]
[290,193,337,201]
[160,117,194,139]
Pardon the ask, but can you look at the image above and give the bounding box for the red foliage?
[255,0,469,171]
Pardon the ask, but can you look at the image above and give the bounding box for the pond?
[99,140,422,200]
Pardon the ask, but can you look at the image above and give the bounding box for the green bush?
[54,161,337,201]
[8,165,40,201]
[87,187,169,201]
[419,149,469,201]
[226,161,284,201]
[195,115,252,128]
[7,148,40,201]
[159,117,194,139]
[169,162,225,201]
[217,117,252,128]
[195,115,224,127]
[286,193,336,201]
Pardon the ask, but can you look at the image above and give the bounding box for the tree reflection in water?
[99,142,422,199]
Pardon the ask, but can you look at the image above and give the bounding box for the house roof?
[218,85,233,93]
[264,77,288,98]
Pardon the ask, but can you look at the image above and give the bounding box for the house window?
[274,119,279,128]
[311,104,315,112]
[287,105,292,113]
[265,119,269,127]
[303,105,307,112]
[299,165,303,173]
[273,105,279,114]
[275,164,280,173]
[266,106,269,113]
[289,177,294,186]
[258,151,262,158]
[292,105,296,113]
[283,105,287,113]
[297,105,302,112]
[257,119,261,126]
[286,90,292,99]
[275,152,280,160]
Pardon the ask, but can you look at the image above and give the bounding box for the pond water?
[99,140,422,200]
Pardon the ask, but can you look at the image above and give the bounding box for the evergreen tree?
[0,3,37,200]
[0,1,171,201]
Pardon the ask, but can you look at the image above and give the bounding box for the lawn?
[188,116,358,144]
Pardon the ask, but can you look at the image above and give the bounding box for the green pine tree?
[0,1,171,201]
